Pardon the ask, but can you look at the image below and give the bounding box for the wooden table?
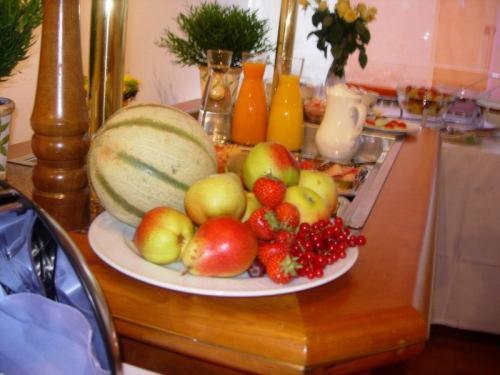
[6,126,440,374]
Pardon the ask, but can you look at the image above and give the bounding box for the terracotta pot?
[0,98,14,180]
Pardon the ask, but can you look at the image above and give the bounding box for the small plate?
[364,118,420,135]
[88,212,359,297]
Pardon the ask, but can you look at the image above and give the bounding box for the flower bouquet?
[301,0,377,84]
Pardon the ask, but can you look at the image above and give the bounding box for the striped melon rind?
[88,103,217,226]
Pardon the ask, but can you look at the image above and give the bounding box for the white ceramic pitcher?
[315,84,368,162]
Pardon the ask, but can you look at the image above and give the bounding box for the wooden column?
[31,0,89,230]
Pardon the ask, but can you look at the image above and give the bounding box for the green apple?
[242,142,299,191]
[283,186,329,224]
[241,192,261,222]
[184,172,247,225]
[298,170,338,215]
[133,207,194,265]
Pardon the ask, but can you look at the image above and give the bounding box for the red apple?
[242,142,299,191]
[283,186,329,224]
[134,207,194,264]
[181,217,258,277]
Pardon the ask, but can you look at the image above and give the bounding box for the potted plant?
[157,1,273,100]
[0,0,43,178]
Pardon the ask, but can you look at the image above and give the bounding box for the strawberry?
[257,241,288,265]
[298,160,316,170]
[274,202,300,230]
[274,230,295,245]
[252,176,286,208]
[265,253,301,284]
[248,207,280,240]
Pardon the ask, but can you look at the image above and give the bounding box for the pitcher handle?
[352,102,368,135]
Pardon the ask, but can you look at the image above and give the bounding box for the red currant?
[299,223,311,233]
[356,235,367,246]
[334,217,343,227]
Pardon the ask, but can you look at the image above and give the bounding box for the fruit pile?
[133,141,366,284]
[247,182,366,283]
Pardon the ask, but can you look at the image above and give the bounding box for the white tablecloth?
[432,137,500,334]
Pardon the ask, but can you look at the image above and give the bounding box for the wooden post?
[31,0,89,230]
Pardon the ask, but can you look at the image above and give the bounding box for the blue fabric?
[0,202,113,372]
[0,293,109,375]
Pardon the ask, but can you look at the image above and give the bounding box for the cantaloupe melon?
[88,103,217,226]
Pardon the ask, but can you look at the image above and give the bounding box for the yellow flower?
[299,0,310,10]
[364,6,377,22]
[318,1,328,12]
[342,8,358,23]
[357,3,368,19]
[336,2,350,17]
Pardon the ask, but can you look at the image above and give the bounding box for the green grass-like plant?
[0,0,43,82]
[157,2,273,68]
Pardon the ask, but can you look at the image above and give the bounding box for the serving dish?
[88,212,359,297]
[364,118,420,135]
[397,85,455,121]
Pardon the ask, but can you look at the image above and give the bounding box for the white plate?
[364,119,420,135]
[88,212,359,297]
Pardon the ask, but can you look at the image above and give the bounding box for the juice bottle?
[267,57,304,151]
[231,53,268,145]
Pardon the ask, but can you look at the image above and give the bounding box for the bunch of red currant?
[290,217,365,279]
[245,175,367,284]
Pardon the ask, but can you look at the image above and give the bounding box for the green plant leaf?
[0,133,9,146]
[0,121,10,133]
[0,0,43,81]
[359,48,368,68]
[312,11,324,27]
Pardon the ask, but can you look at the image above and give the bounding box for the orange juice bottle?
[231,54,268,145]
[267,72,304,151]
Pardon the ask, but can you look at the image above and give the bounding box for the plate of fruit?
[364,117,420,135]
[88,134,364,297]
[88,211,360,297]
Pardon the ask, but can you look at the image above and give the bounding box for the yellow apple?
[298,170,338,215]
[241,192,261,222]
[134,207,194,265]
[184,172,247,225]
[284,186,329,224]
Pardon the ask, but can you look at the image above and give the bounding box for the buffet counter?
[5,121,440,374]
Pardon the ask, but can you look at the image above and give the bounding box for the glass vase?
[325,63,346,87]
[198,49,234,144]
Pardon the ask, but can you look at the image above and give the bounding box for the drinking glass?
[231,52,268,146]
[267,56,305,151]
[199,49,233,143]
